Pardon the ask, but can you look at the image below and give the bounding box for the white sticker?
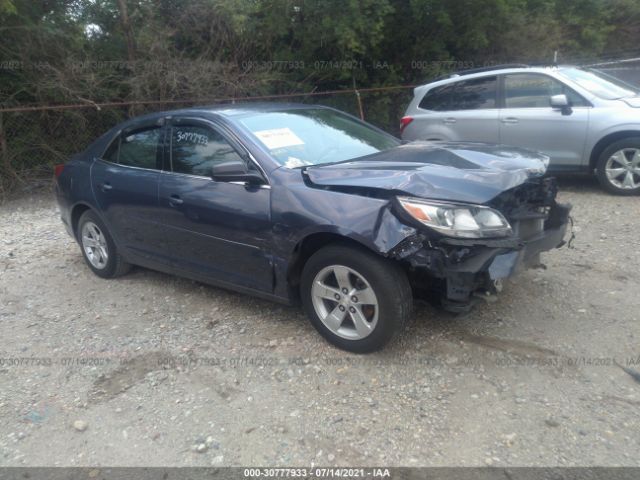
[284,156,310,168]
[254,128,304,150]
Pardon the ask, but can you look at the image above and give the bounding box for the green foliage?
[3,0,640,106]
[2,0,640,188]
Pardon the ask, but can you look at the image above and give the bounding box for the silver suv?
[401,65,640,195]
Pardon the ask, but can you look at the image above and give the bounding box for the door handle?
[168,194,183,207]
[443,117,457,124]
[501,117,519,124]
[100,182,112,192]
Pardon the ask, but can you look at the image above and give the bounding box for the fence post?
[0,111,14,180]
[352,77,365,120]
[354,89,364,120]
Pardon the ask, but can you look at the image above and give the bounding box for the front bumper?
[397,202,572,309]
[488,208,569,280]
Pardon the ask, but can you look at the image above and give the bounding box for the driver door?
[157,117,273,293]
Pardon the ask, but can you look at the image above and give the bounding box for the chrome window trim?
[94,156,162,173]
[159,169,271,189]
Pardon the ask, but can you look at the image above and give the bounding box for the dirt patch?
[89,351,170,404]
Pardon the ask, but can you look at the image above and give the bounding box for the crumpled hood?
[304,141,549,204]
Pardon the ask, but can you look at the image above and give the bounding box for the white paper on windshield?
[284,156,309,168]
[254,128,304,150]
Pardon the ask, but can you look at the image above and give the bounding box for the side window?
[102,138,120,163]
[419,77,497,111]
[505,74,589,108]
[170,124,247,176]
[450,76,497,110]
[118,127,162,169]
[419,83,455,111]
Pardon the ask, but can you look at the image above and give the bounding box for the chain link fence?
[0,86,414,198]
[586,57,640,89]
[3,58,640,199]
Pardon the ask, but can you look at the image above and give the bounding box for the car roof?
[132,102,324,120]
[416,65,578,91]
[199,102,326,117]
[114,102,330,130]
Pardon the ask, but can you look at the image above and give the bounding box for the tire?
[77,210,131,278]
[300,244,413,353]
[595,137,640,195]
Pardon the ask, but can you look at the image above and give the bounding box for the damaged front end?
[389,177,571,312]
[302,141,572,312]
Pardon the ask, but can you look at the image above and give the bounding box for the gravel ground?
[0,176,639,467]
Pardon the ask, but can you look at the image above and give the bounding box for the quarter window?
[504,74,588,108]
[102,138,120,163]
[419,83,456,111]
[170,125,247,176]
[117,127,162,169]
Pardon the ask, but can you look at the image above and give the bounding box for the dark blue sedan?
[55,103,570,352]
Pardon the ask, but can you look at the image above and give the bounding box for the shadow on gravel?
[554,174,602,193]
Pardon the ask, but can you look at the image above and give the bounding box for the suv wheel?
[300,244,412,353]
[596,137,640,195]
[77,210,131,278]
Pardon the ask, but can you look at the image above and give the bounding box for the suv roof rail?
[433,63,530,81]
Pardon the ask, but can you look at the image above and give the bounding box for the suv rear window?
[419,76,497,111]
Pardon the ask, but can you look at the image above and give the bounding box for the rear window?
[419,76,497,111]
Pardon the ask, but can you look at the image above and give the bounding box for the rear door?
[157,117,273,293]
[498,73,590,168]
[91,122,168,263]
[408,75,500,143]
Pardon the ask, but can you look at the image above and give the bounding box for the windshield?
[237,108,400,168]
[558,67,637,100]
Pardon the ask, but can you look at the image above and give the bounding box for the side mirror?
[210,159,264,185]
[550,94,572,115]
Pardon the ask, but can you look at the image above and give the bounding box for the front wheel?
[300,244,413,353]
[595,137,640,195]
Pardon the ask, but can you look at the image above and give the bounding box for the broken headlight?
[397,197,512,238]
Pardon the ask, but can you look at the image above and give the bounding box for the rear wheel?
[77,210,131,278]
[596,137,640,195]
[301,244,412,353]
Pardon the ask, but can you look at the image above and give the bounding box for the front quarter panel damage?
[386,178,572,310]
[271,168,570,309]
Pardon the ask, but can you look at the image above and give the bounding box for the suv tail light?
[400,116,414,135]
[54,164,65,178]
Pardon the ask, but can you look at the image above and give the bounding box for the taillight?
[54,164,65,178]
[400,116,414,135]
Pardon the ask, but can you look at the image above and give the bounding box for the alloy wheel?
[81,221,109,269]
[605,148,640,190]
[310,265,379,340]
